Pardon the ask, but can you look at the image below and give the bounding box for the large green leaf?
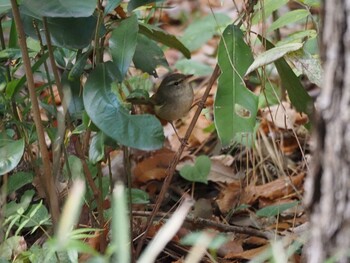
[139,23,190,59]
[47,16,98,49]
[21,13,99,49]
[21,0,95,17]
[133,34,168,77]
[110,14,138,79]
[0,136,25,176]
[214,24,258,146]
[83,62,164,150]
[263,38,314,115]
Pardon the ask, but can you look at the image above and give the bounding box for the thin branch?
[135,64,221,256]
[133,210,274,240]
[10,0,60,226]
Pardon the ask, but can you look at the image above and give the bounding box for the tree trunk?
[304,1,350,262]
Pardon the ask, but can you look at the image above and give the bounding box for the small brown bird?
[127,73,194,140]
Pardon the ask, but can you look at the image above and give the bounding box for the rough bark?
[304,0,350,262]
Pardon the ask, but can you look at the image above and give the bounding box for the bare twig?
[132,210,274,240]
[10,0,60,226]
[135,65,221,256]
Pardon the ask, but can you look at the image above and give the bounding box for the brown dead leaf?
[217,238,244,258]
[241,173,305,204]
[216,181,242,213]
[225,244,270,260]
[133,149,175,184]
[260,102,308,130]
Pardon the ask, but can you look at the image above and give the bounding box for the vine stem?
[135,64,221,257]
[10,0,60,226]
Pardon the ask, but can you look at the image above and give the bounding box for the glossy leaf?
[214,24,258,146]
[139,23,191,59]
[268,9,310,33]
[263,37,314,115]
[47,16,98,49]
[245,43,303,75]
[7,172,34,194]
[110,15,138,78]
[89,132,105,164]
[21,0,95,17]
[127,0,165,11]
[0,137,25,176]
[83,62,164,150]
[179,155,211,184]
[133,34,168,77]
[62,72,84,119]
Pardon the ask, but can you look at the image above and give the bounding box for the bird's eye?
[174,81,179,86]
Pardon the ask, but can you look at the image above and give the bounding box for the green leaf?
[133,34,168,77]
[110,14,138,78]
[0,0,10,15]
[256,201,299,217]
[6,52,49,98]
[89,132,105,164]
[104,0,122,15]
[175,59,213,77]
[268,9,310,33]
[179,155,211,184]
[276,29,317,46]
[181,14,231,52]
[263,37,314,115]
[47,16,98,49]
[139,23,191,59]
[68,49,92,80]
[63,155,84,180]
[62,71,84,119]
[289,49,323,87]
[214,24,258,146]
[0,136,24,176]
[252,0,289,25]
[127,0,165,11]
[129,188,149,204]
[19,202,51,228]
[245,43,303,75]
[258,82,281,108]
[7,172,34,194]
[21,0,96,17]
[83,62,164,150]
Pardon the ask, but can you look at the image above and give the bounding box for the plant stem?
[10,0,60,226]
[135,65,221,257]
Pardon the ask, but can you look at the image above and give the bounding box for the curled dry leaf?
[260,101,308,130]
[240,173,305,204]
[133,149,176,184]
